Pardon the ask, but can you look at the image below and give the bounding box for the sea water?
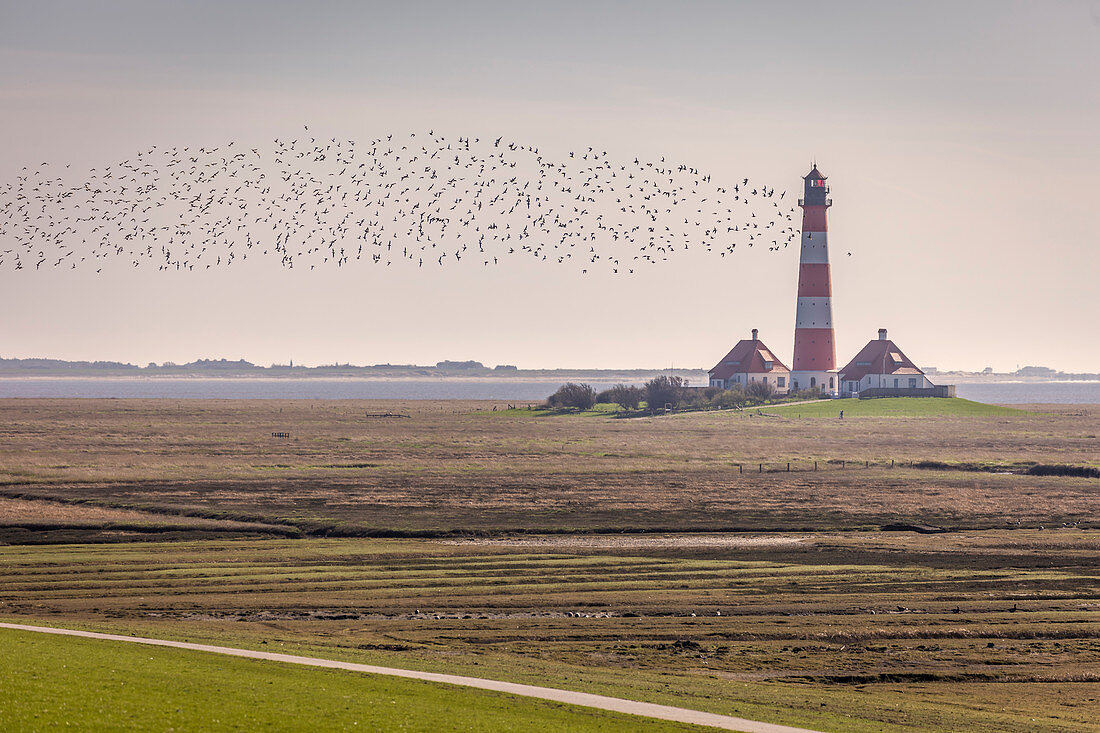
[0,377,1097,403]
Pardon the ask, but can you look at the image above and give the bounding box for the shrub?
[547,382,597,410]
[684,393,712,410]
[712,386,748,409]
[607,384,643,411]
[701,386,724,400]
[787,388,822,401]
[644,375,688,410]
[744,380,776,404]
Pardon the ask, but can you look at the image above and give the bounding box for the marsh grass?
[0,400,1096,538]
[1,532,1097,732]
[0,399,1097,729]
[766,397,1023,418]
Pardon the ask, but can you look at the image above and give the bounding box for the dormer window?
[764,361,773,370]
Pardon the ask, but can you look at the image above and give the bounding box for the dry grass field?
[0,398,1097,731]
[0,399,1096,540]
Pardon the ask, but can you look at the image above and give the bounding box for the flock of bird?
[0,129,799,274]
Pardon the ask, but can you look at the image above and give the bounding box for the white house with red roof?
[838,329,933,396]
[708,329,791,394]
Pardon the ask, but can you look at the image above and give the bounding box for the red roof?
[839,338,924,382]
[709,337,791,380]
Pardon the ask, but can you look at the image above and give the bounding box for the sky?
[1,0,1097,372]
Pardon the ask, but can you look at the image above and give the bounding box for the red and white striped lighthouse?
[790,165,838,395]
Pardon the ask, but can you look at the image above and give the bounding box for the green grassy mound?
[0,629,701,732]
[766,397,1023,417]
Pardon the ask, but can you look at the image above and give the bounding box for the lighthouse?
[790,165,838,395]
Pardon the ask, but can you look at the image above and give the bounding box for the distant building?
[708,329,791,394]
[839,329,933,396]
[704,166,955,400]
[1015,366,1057,378]
[436,360,485,370]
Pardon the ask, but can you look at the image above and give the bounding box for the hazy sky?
[1,1,1098,371]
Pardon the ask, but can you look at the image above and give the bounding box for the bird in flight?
[0,129,798,275]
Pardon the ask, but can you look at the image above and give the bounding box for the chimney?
[878,328,888,341]
[751,328,759,341]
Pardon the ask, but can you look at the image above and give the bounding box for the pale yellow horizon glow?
[1,1,1097,372]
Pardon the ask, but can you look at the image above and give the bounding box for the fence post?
[891,459,895,468]
[787,462,790,472]
[814,461,818,471]
[738,464,743,474]
[759,463,763,473]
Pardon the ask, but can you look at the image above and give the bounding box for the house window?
[893,378,899,388]
[777,377,785,388]
[829,377,834,388]
[763,376,768,384]
[909,378,917,388]
[810,377,816,388]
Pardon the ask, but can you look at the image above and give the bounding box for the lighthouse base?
[790,370,839,397]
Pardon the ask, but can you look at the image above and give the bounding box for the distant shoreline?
[0,377,1096,403]
[936,376,1100,384]
[0,373,1096,384]
[0,357,1096,384]
[0,372,711,383]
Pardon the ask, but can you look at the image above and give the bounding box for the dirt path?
[0,622,822,733]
